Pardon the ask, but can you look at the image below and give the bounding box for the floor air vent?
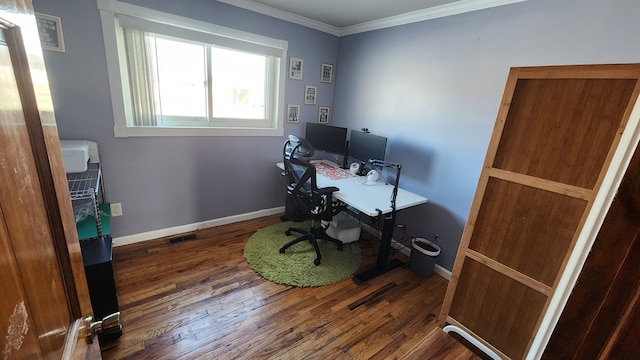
[168,233,198,244]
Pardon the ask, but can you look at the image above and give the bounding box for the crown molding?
[217,0,341,36]
[340,0,527,36]
[218,0,526,37]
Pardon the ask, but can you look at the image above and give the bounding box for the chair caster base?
[279,247,285,254]
[314,258,321,266]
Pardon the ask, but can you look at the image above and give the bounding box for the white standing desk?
[278,160,428,283]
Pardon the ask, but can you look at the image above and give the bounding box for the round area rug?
[244,221,361,287]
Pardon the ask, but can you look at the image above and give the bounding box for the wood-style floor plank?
[102,214,476,359]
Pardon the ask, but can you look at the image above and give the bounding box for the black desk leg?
[353,212,403,284]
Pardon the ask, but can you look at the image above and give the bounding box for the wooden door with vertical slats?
[439,64,640,359]
[1,0,100,358]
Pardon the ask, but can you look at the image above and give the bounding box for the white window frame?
[97,0,287,137]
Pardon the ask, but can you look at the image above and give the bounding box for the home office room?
[2,0,639,358]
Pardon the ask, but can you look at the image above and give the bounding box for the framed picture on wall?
[289,57,304,80]
[35,13,66,52]
[318,106,330,124]
[320,62,333,83]
[287,104,300,123]
[304,85,317,105]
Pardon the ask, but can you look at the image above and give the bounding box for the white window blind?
[98,0,287,137]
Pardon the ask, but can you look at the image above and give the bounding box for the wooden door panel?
[0,207,42,359]
[1,1,101,358]
[607,287,640,359]
[468,178,586,285]
[583,233,640,358]
[440,64,640,359]
[1,22,71,358]
[449,258,547,359]
[577,232,640,359]
[493,78,636,189]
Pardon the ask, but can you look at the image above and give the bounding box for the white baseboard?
[433,264,452,280]
[112,206,285,247]
[112,206,453,279]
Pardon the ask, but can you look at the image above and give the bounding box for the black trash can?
[409,238,441,278]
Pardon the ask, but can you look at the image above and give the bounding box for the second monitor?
[305,122,348,156]
[349,130,387,163]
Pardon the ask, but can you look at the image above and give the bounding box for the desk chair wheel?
[337,243,344,251]
[285,230,291,236]
[279,245,321,266]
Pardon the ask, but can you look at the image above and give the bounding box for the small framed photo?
[35,13,66,52]
[304,85,317,105]
[289,57,303,80]
[318,106,330,124]
[287,104,300,123]
[320,62,334,83]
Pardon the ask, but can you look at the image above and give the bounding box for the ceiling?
[218,0,526,36]
[250,0,459,28]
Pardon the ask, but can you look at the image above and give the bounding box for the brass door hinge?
[84,312,122,343]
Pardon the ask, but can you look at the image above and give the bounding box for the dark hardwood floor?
[101,214,471,359]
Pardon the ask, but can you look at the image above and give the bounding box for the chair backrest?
[283,136,322,221]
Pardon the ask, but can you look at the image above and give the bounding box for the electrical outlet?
[111,203,123,217]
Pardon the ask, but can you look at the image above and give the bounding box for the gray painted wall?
[31,0,339,237]
[332,0,640,270]
[32,0,640,272]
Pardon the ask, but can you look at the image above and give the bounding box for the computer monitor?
[304,123,348,156]
[349,130,387,163]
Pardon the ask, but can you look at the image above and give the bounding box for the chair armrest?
[316,186,339,196]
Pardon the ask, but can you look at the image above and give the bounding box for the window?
[98,0,287,137]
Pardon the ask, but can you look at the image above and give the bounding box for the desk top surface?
[278,160,427,217]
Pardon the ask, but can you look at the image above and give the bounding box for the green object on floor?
[76,203,111,240]
[244,221,361,287]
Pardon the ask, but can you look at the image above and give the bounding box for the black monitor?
[304,122,348,155]
[349,130,387,163]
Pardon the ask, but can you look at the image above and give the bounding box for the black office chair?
[280,135,344,266]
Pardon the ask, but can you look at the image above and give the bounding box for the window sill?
[114,126,284,137]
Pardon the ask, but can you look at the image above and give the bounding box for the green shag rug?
[244,221,362,287]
